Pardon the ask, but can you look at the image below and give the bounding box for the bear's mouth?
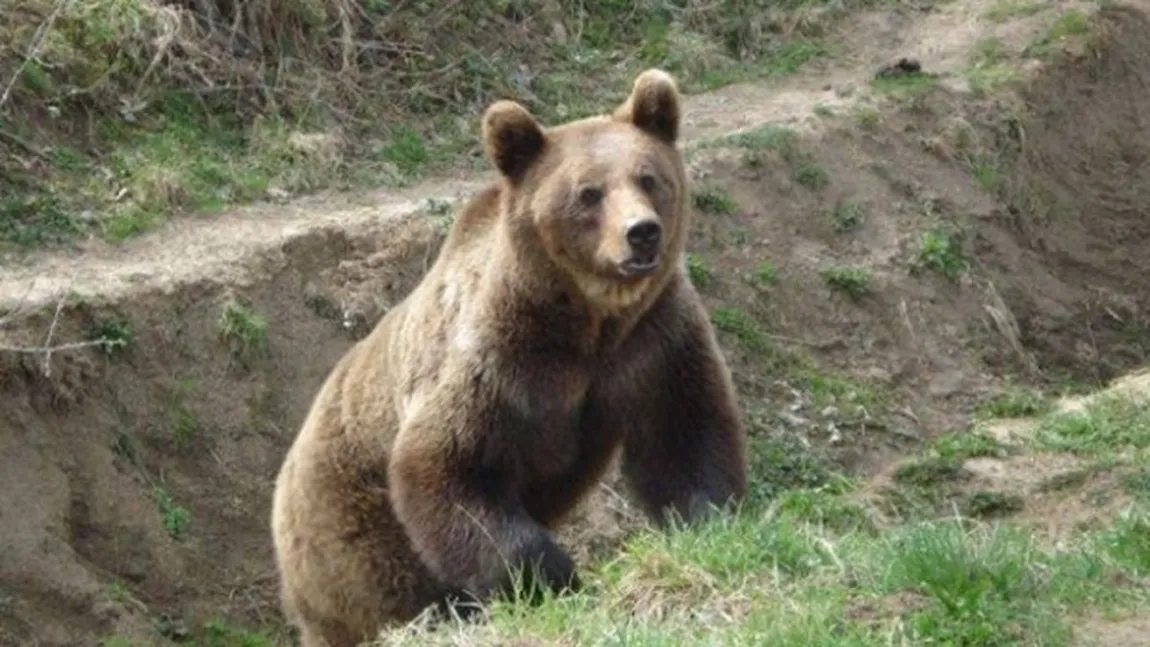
[619,255,660,278]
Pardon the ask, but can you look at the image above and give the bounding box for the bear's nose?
[625,219,662,254]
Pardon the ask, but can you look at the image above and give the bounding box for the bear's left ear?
[614,68,682,145]
[482,100,547,182]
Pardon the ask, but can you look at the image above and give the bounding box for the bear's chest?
[504,366,641,527]
[495,363,622,477]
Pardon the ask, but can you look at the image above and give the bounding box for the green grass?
[0,0,857,253]
[693,184,738,215]
[153,487,191,540]
[686,253,714,288]
[90,318,135,356]
[964,37,1022,93]
[1024,10,1093,58]
[821,266,872,299]
[793,368,890,417]
[1034,394,1150,456]
[380,371,1150,647]
[722,124,802,167]
[103,619,277,647]
[910,229,968,281]
[870,72,940,97]
[711,307,774,356]
[831,201,866,233]
[167,375,200,450]
[966,64,1022,93]
[984,0,1043,23]
[719,123,831,190]
[971,157,1007,193]
[752,262,779,287]
[978,387,1052,419]
[932,429,1010,462]
[853,105,882,130]
[219,299,269,364]
[382,483,1149,646]
[793,163,831,190]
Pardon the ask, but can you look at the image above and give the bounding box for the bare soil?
[3,1,1150,645]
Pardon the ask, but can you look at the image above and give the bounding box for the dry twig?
[0,0,69,111]
[0,277,110,377]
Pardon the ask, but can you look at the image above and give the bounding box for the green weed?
[831,201,866,232]
[821,266,872,299]
[168,376,200,449]
[153,487,191,540]
[854,105,882,130]
[979,387,1051,419]
[794,369,890,416]
[972,158,1007,193]
[199,619,278,647]
[219,299,268,364]
[870,72,939,97]
[722,125,800,163]
[932,430,1010,461]
[711,307,772,356]
[1024,10,1092,58]
[686,253,713,288]
[693,185,738,215]
[893,456,967,488]
[752,262,779,287]
[91,318,134,356]
[112,431,139,464]
[911,229,968,281]
[793,163,831,190]
[966,64,1022,93]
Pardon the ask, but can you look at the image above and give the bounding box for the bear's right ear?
[614,68,681,145]
[482,100,547,182]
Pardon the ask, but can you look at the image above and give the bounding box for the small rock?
[779,411,810,427]
[928,370,965,398]
[828,426,843,445]
[962,457,1007,480]
[266,187,290,202]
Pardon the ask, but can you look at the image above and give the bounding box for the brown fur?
[270,69,748,647]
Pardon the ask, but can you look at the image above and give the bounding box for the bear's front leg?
[388,409,581,607]
[620,294,749,527]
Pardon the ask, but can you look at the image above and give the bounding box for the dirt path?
[0,0,1085,314]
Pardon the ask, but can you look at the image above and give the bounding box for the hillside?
[1,0,1149,645]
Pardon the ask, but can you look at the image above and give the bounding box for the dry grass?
[0,0,868,252]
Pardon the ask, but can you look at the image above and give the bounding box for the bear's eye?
[578,186,604,207]
[638,173,658,193]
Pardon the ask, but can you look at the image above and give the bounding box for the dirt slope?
[0,0,1088,312]
[3,0,1150,645]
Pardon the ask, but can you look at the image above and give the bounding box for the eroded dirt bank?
[2,3,1150,645]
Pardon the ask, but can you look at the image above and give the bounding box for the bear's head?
[481,69,689,313]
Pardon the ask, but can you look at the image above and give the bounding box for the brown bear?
[270,68,749,647]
